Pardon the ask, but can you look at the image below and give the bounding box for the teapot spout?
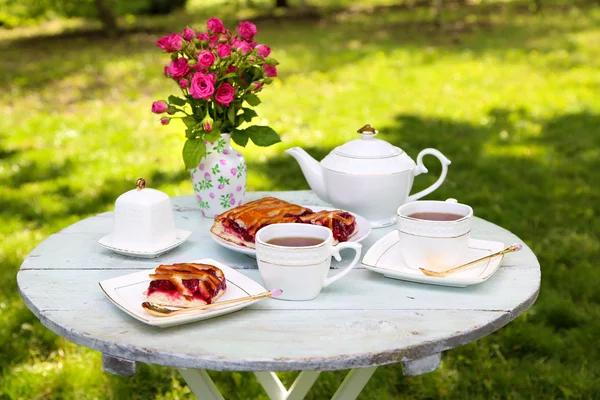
[285,147,329,202]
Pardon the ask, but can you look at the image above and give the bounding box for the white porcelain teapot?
[286,124,451,227]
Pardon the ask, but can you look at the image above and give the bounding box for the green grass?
[1,0,600,398]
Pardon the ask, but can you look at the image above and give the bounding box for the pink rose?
[219,159,227,165]
[196,194,202,201]
[189,73,215,100]
[163,66,170,77]
[237,200,242,206]
[255,44,271,57]
[217,44,231,58]
[160,117,170,125]
[215,83,235,106]
[223,149,230,155]
[237,21,257,41]
[264,64,277,77]
[152,101,167,114]
[218,184,225,189]
[236,185,242,191]
[168,57,190,79]
[209,35,219,48]
[204,172,211,179]
[198,50,216,68]
[183,28,195,40]
[156,33,183,52]
[230,168,237,176]
[179,79,189,89]
[230,197,236,205]
[235,40,251,55]
[207,18,225,34]
[199,164,205,170]
[197,32,209,42]
[209,192,215,199]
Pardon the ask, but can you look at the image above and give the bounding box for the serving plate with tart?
[210,197,371,257]
[99,259,266,327]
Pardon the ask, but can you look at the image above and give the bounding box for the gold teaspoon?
[142,289,282,317]
[419,244,522,278]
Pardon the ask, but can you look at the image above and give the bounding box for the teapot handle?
[406,148,451,202]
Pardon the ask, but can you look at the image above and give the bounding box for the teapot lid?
[334,124,401,159]
[116,178,169,205]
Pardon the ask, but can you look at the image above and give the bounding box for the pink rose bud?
[179,79,189,88]
[264,64,277,78]
[255,44,271,57]
[215,83,235,107]
[168,57,190,79]
[156,33,183,52]
[227,65,236,73]
[237,21,257,41]
[197,32,209,43]
[152,101,168,114]
[250,81,264,92]
[201,112,213,132]
[217,44,231,58]
[163,66,170,77]
[207,18,225,34]
[198,50,216,68]
[160,117,170,125]
[183,28,195,40]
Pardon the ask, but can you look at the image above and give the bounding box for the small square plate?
[362,231,505,287]
[97,229,192,259]
[99,258,266,327]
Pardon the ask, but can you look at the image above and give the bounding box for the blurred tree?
[0,0,187,32]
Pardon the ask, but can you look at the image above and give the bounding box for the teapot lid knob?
[357,124,378,138]
[136,178,146,191]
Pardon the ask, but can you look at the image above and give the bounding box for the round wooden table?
[17,191,540,400]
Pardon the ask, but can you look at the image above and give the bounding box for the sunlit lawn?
[1,0,599,398]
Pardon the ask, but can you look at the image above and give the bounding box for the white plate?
[210,206,372,257]
[98,258,267,327]
[97,229,192,258]
[362,231,505,287]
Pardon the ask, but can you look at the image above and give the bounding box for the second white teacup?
[255,223,362,301]
[396,199,473,272]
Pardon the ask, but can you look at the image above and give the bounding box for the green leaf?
[231,129,249,147]
[246,125,281,147]
[182,116,197,128]
[242,108,258,122]
[219,73,237,80]
[227,106,236,125]
[168,95,186,107]
[236,115,245,126]
[182,138,206,169]
[245,94,261,107]
[204,130,221,142]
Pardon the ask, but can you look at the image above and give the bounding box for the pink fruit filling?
[147,278,226,304]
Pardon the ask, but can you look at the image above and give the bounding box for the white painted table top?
[18,191,540,372]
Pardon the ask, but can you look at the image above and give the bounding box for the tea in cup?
[255,223,362,301]
[396,199,473,272]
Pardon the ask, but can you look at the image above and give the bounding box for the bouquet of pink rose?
[151,18,280,169]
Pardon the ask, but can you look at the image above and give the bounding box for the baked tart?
[146,263,226,307]
[211,197,358,248]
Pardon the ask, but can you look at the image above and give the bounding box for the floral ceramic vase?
[190,133,246,218]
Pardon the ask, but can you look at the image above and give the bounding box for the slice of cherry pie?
[210,197,358,248]
[146,263,226,307]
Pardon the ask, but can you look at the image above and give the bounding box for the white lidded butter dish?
[98,178,191,257]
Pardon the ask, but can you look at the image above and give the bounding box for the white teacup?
[255,223,362,301]
[396,199,473,272]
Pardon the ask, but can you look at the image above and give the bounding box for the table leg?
[178,368,225,400]
[331,367,378,400]
[254,371,320,400]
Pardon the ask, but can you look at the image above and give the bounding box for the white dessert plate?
[210,206,372,257]
[362,231,505,287]
[97,229,192,259]
[99,258,266,327]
